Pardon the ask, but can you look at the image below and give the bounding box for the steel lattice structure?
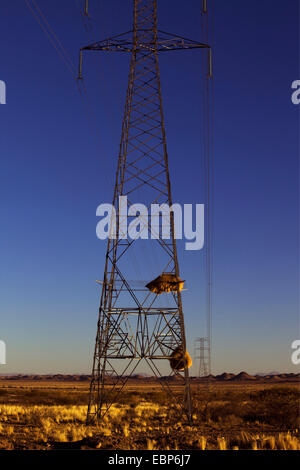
[194,337,210,379]
[80,0,211,425]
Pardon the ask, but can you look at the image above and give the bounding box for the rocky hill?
[0,372,299,382]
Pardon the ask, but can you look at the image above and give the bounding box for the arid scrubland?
[0,382,299,450]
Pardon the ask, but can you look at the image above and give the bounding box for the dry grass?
[0,382,299,450]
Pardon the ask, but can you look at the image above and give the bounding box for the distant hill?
[0,372,299,382]
[215,372,235,381]
[255,371,281,377]
[0,374,91,382]
[230,371,257,381]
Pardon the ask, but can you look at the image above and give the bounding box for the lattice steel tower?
[194,337,210,379]
[79,0,211,424]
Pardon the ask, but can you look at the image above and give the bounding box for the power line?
[24,0,77,77]
[24,0,114,187]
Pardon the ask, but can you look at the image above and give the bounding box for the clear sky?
[0,0,299,375]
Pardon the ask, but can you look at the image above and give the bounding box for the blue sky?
[0,0,299,375]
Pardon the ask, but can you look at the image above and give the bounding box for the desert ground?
[0,374,299,450]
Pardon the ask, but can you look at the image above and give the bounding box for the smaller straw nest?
[169,346,192,371]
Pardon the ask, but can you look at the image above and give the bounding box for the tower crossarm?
[81,30,209,52]
[79,30,211,78]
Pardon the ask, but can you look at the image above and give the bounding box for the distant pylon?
[79,0,211,425]
[194,337,210,378]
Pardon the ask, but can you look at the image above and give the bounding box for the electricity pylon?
[194,337,210,379]
[79,0,211,425]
